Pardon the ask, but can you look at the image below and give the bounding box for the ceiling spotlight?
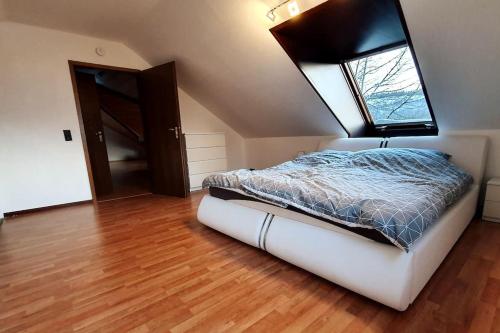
[288,1,300,17]
[266,0,301,22]
[266,10,276,21]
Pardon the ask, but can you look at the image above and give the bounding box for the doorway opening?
[69,61,189,202]
[74,66,150,200]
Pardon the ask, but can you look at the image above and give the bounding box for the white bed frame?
[197,135,489,310]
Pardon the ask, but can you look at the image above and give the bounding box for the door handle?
[168,126,179,139]
[96,130,104,143]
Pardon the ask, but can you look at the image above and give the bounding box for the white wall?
[0,22,150,214]
[245,136,335,169]
[178,90,246,170]
[0,22,246,214]
[445,130,500,182]
[246,132,500,184]
[2,21,498,215]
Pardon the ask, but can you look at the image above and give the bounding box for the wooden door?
[75,72,114,197]
[138,62,189,197]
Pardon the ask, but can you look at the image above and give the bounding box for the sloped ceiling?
[0,0,344,138]
[401,0,500,132]
[1,0,499,137]
[0,2,5,21]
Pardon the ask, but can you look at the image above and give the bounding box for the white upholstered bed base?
[196,135,489,310]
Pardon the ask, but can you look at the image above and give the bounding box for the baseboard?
[4,200,92,218]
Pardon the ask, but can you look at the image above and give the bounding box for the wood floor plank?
[1,192,500,332]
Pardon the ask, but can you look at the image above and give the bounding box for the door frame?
[68,60,141,202]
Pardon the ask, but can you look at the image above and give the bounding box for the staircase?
[97,84,144,145]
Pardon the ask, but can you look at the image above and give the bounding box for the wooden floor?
[1,192,500,333]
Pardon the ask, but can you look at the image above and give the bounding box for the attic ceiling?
[1,0,499,137]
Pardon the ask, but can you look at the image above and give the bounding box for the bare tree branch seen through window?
[348,47,431,125]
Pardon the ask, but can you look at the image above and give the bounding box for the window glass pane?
[348,46,432,125]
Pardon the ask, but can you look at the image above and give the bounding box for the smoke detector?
[95,47,105,56]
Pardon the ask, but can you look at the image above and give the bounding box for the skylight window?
[270,0,439,137]
[347,47,432,126]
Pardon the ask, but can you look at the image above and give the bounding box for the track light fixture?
[266,0,300,22]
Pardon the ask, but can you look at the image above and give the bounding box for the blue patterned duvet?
[202,148,473,251]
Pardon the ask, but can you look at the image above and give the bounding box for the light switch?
[63,130,72,141]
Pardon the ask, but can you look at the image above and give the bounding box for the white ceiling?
[1,0,499,137]
[0,1,5,21]
[401,0,500,132]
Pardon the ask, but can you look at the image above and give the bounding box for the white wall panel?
[185,133,227,191]
[185,133,226,149]
[186,147,226,162]
[188,159,227,175]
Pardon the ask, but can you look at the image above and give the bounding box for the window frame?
[340,46,438,137]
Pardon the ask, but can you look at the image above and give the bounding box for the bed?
[196,135,489,310]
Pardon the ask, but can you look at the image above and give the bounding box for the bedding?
[202,148,473,251]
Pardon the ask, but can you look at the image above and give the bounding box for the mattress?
[209,186,393,245]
